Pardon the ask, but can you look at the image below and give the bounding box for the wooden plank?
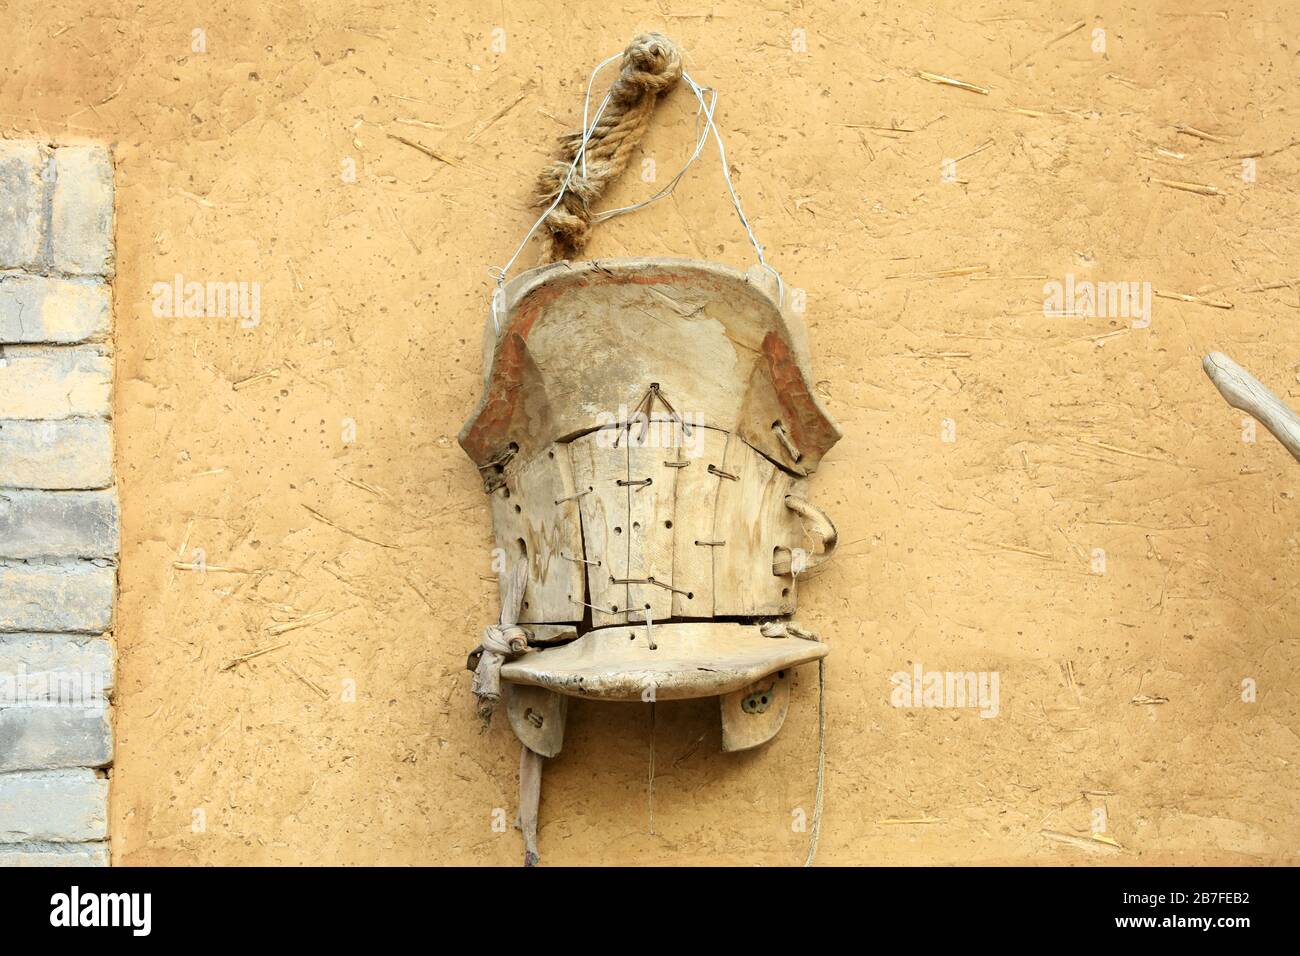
[527,624,579,645]
[567,428,629,628]
[720,668,792,752]
[669,427,728,617]
[711,434,803,616]
[488,445,585,623]
[626,423,678,621]
[504,683,568,758]
[500,622,828,701]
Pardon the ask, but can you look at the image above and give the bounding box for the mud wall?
[2,0,1296,864]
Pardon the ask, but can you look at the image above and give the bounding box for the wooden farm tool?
[459,34,842,866]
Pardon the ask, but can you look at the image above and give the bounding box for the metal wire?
[487,49,783,332]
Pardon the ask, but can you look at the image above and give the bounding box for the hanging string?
[679,70,783,306]
[588,81,713,229]
[487,34,783,332]
[804,658,826,866]
[648,699,657,835]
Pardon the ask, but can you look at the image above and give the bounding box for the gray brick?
[51,147,114,277]
[0,276,110,344]
[0,769,107,842]
[0,419,112,489]
[0,345,111,419]
[0,841,108,866]
[0,562,114,633]
[0,143,46,271]
[0,705,112,772]
[0,634,113,697]
[0,490,118,559]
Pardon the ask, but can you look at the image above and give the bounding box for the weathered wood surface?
[712,433,803,617]
[490,445,585,622]
[627,427,680,622]
[568,428,629,627]
[460,259,840,477]
[483,422,836,628]
[527,623,579,646]
[1203,351,1300,463]
[669,426,728,617]
[501,622,828,700]
[772,494,838,577]
[720,668,792,752]
[504,683,568,758]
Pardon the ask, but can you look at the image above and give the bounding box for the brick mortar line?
[0,141,117,864]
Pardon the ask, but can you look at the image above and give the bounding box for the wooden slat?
[568,428,629,628]
[627,426,677,621]
[489,446,586,623]
[669,427,728,617]
[711,434,803,616]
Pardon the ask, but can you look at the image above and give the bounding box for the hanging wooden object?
[460,33,842,865]
[720,668,794,753]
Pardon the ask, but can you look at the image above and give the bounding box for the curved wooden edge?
[773,495,838,576]
[720,669,792,752]
[505,683,568,758]
[500,623,828,701]
[1203,351,1300,463]
[458,257,841,473]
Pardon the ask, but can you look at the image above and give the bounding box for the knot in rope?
[481,623,529,657]
[471,624,530,724]
[618,32,684,95]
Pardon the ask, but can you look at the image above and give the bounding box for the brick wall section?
[0,141,115,867]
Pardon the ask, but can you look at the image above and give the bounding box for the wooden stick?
[465,86,533,144]
[917,71,989,95]
[220,641,289,672]
[878,816,944,825]
[1240,278,1298,293]
[1202,352,1300,463]
[1154,289,1233,309]
[1011,19,1086,70]
[1041,829,1123,853]
[886,264,988,280]
[386,132,460,167]
[1176,124,1230,143]
[265,607,343,636]
[1153,178,1221,196]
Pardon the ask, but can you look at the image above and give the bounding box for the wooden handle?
[1202,352,1300,463]
[773,495,838,577]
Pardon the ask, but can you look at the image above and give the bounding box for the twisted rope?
[534,33,683,262]
[470,623,529,723]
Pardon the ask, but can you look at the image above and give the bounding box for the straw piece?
[917,71,989,95]
[1153,178,1221,196]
